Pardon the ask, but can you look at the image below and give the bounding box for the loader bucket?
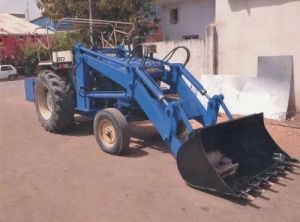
[177,113,299,200]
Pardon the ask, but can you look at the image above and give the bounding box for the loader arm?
[74,44,230,156]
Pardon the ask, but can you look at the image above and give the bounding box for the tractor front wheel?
[35,70,75,132]
[93,108,129,155]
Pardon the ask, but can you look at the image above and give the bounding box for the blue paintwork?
[31,16,74,30]
[24,43,233,157]
[31,16,57,29]
[73,44,233,156]
[24,77,36,102]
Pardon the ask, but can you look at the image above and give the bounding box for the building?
[9,13,26,20]
[156,0,215,40]
[31,16,57,29]
[0,13,48,69]
[155,0,300,114]
[0,13,47,35]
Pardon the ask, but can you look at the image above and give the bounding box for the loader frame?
[73,44,233,156]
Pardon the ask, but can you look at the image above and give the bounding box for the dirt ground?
[0,80,300,222]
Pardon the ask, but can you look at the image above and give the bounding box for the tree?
[0,36,21,64]
[36,0,159,38]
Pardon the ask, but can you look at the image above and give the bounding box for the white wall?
[215,0,300,111]
[160,0,215,40]
[152,39,206,78]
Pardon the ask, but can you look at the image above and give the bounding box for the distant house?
[0,13,48,67]
[10,13,26,20]
[155,0,215,40]
[0,13,48,36]
[31,16,57,29]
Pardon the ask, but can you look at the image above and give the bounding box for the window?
[183,35,199,40]
[1,66,12,71]
[170,8,179,24]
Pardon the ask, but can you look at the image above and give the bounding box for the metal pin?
[271,174,285,182]
[285,161,300,168]
[286,166,296,171]
[278,170,288,176]
[291,158,300,163]
[259,178,274,187]
[249,180,261,187]
[277,166,288,176]
[277,165,286,170]
[265,174,280,182]
[240,192,255,201]
[262,180,274,187]
[249,185,265,193]
[240,186,252,193]
[265,172,278,178]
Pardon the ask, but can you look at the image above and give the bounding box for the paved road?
[1,80,300,222]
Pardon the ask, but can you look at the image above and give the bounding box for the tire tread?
[35,70,75,133]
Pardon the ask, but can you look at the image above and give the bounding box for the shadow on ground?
[63,115,94,137]
[0,77,25,83]
[63,116,168,158]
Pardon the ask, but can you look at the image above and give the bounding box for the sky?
[0,0,42,20]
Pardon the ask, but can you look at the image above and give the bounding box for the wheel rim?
[98,119,116,148]
[46,91,53,112]
[37,86,53,120]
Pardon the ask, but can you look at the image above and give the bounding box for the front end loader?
[24,18,298,201]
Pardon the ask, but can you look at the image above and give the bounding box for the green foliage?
[20,40,37,59]
[36,0,159,38]
[19,38,48,75]
[20,38,47,60]
[52,32,85,51]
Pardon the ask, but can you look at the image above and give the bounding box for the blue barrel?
[24,77,36,102]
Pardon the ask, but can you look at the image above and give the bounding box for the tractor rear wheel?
[35,70,75,132]
[93,108,129,155]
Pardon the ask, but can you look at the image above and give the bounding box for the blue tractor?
[25,18,298,201]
